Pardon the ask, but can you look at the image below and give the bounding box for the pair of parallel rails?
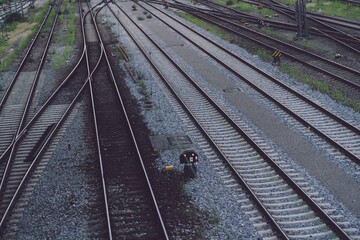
[110,0,360,238]
[167,0,360,102]
[0,0,168,238]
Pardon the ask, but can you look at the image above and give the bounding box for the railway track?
[230,0,360,48]
[166,0,360,103]
[0,2,61,217]
[194,0,360,44]
[268,0,360,32]
[0,0,90,234]
[140,1,360,166]
[82,1,168,238]
[0,0,358,237]
[0,0,169,237]
[182,2,360,42]
[108,1,360,238]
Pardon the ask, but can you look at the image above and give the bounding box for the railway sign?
[272,50,282,64]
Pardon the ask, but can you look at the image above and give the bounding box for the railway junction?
[0,0,359,238]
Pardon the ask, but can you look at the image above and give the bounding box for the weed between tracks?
[177,12,234,41]
[51,0,76,70]
[281,64,360,112]
[280,0,360,20]
[177,9,360,112]
[0,2,50,72]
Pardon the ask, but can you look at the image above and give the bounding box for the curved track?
[0,0,90,233]
[81,1,169,238]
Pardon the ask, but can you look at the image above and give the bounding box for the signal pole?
[295,0,310,39]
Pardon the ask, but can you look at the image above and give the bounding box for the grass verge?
[280,0,360,20]
[0,3,51,72]
[51,0,76,69]
[177,11,360,112]
[281,64,360,112]
[177,12,233,41]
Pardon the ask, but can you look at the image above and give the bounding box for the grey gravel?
[1,0,359,238]
[105,1,360,237]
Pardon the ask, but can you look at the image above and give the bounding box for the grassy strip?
[217,0,275,16]
[279,0,360,20]
[59,0,76,45]
[177,12,233,41]
[281,64,360,112]
[51,0,76,69]
[51,46,73,70]
[0,4,50,72]
[177,12,360,112]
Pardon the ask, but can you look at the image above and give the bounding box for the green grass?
[281,64,329,93]
[280,0,360,20]
[51,46,73,70]
[0,2,51,72]
[281,64,360,112]
[255,48,270,60]
[177,8,360,112]
[233,2,254,11]
[41,4,57,34]
[177,12,233,40]
[52,0,76,69]
[308,1,359,19]
[62,1,76,46]
[4,21,19,32]
[216,0,254,11]
[0,39,9,56]
[137,79,150,98]
[259,7,273,16]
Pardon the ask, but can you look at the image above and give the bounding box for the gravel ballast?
[1,0,359,238]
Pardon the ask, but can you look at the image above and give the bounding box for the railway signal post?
[180,150,198,178]
[295,0,310,39]
[272,50,282,65]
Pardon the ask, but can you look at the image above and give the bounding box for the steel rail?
[0,24,87,165]
[256,0,360,53]
[84,1,113,238]
[0,2,54,110]
[239,0,360,31]
[0,0,89,232]
[191,0,360,40]
[88,1,170,238]
[171,1,360,84]
[180,10,360,92]
[202,0,360,53]
[111,3,287,237]
[104,3,170,239]
[0,74,93,232]
[268,0,360,30]
[0,0,62,196]
[144,1,360,165]
[0,0,93,230]
[0,0,32,26]
[113,1,351,238]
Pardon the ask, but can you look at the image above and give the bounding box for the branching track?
[0,0,358,238]
[109,1,360,238]
[0,0,89,234]
[82,1,168,239]
[164,0,360,101]
[141,1,360,166]
[0,0,168,237]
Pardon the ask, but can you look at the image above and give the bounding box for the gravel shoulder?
[1,0,359,239]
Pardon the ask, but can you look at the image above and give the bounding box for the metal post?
[295,0,310,39]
